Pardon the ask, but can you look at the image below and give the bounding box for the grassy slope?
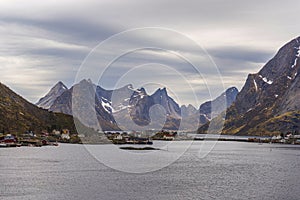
[0,83,77,134]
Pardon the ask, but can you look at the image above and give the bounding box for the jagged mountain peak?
[126,84,133,89]
[154,87,166,92]
[256,36,300,85]
[52,81,68,90]
[199,87,239,120]
[226,87,238,94]
[137,87,146,94]
[152,87,168,97]
[184,104,197,109]
[56,81,67,88]
[224,87,239,104]
[36,81,68,109]
[161,87,167,91]
[180,104,198,117]
[181,104,197,112]
[78,78,95,86]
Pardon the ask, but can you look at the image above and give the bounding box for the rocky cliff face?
[151,88,181,118]
[199,87,238,121]
[49,79,119,131]
[219,36,300,135]
[111,87,182,130]
[126,87,181,130]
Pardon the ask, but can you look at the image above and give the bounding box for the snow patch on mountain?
[101,97,114,113]
[253,79,258,91]
[295,46,300,57]
[291,46,300,68]
[291,58,298,68]
[259,75,273,84]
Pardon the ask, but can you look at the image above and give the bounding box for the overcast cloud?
[0,0,300,106]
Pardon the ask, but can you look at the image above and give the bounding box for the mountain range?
[36,80,238,131]
[4,36,299,136]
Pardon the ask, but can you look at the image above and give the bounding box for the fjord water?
[1,141,300,200]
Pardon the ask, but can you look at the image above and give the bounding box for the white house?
[61,129,70,140]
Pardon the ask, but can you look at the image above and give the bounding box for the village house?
[52,129,61,136]
[41,130,49,137]
[163,134,175,140]
[61,129,70,140]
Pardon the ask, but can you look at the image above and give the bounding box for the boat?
[0,143,7,148]
[0,134,18,147]
[50,142,59,146]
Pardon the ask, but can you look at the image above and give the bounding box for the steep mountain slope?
[199,87,238,122]
[203,36,300,136]
[179,87,238,130]
[36,81,68,109]
[0,82,77,134]
[151,88,181,118]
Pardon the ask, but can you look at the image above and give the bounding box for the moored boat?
[0,143,7,148]
[0,134,18,147]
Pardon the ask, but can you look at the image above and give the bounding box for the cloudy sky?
[1,0,300,106]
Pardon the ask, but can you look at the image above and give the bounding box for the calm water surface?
[1,141,300,200]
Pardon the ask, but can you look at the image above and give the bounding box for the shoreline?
[1,135,299,148]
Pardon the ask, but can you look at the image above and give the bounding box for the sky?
[1,0,300,107]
